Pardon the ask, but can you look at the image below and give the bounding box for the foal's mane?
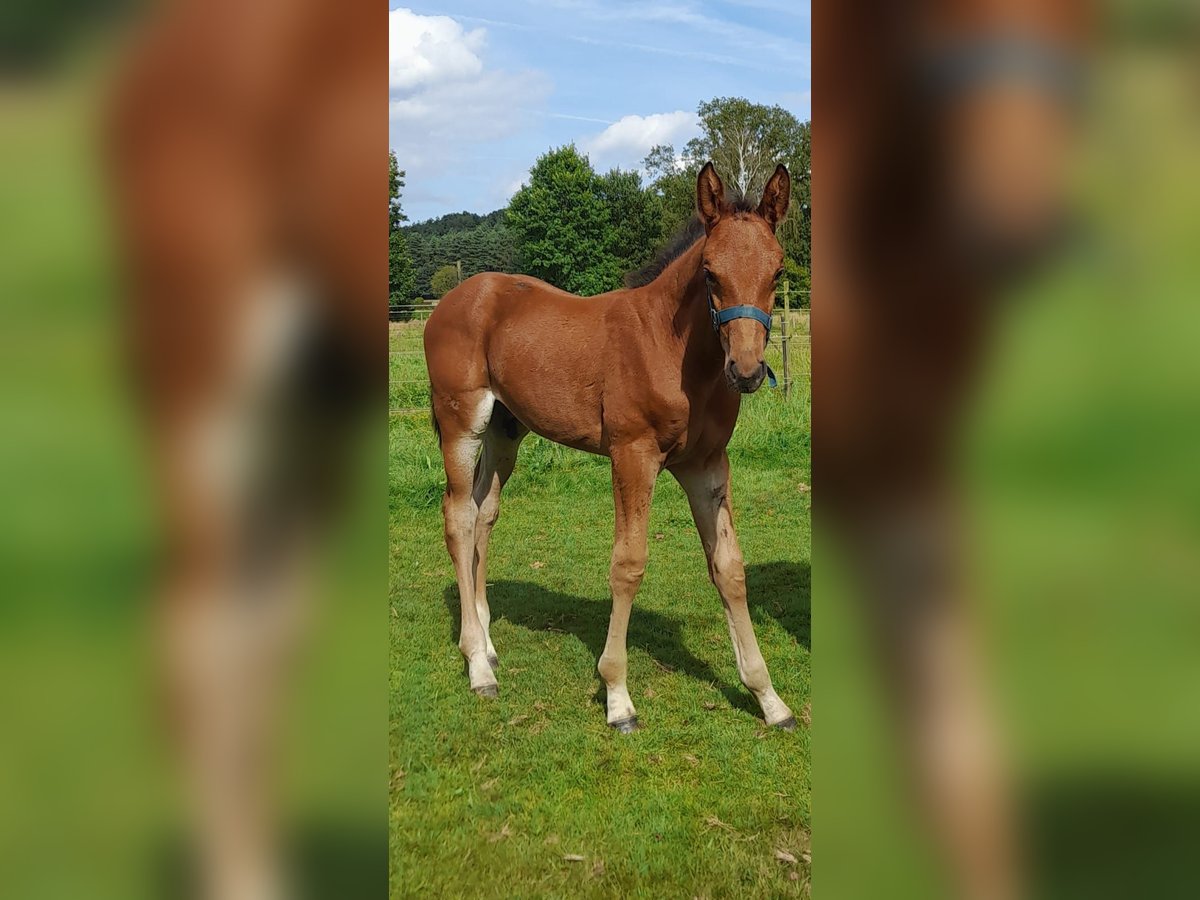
[624,193,757,289]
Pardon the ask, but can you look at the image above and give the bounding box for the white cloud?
[389,8,550,180]
[583,110,700,169]
[389,9,486,94]
[503,175,527,200]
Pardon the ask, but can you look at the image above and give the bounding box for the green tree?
[685,98,810,294]
[597,167,662,281]
[430,264,460,298]
[642,144,697,242]
[782,256,810,300]
[405,219,517,298]
[643,98,811,304]
[506,145,617,296]
[389,151,417,310]
[684,98,807,198]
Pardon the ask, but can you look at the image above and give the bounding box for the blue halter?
[921,35,1085,107]
[708,286,778,389]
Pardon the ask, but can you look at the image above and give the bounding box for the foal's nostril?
[725,358,767,393]
[730,359,762,381]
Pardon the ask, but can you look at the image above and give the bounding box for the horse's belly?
[492,382,606,456]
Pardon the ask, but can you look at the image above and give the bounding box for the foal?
[424,163,798,732]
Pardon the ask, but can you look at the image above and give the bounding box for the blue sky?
[390,1,810,222]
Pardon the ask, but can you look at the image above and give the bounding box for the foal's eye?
[703,268,716,283]
[773,268,785,282]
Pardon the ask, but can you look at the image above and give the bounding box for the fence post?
[781,278,791,399]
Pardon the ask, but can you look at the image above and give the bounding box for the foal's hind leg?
[471,404,527,668]
[434,389,498,696]
[672,450,796,728]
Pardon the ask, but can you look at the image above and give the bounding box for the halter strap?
[707,286,778,389]
[922,35,1084,106]
[711,303,774,333]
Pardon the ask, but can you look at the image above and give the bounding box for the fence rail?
[390,287,810,323]
[390,282,808,416]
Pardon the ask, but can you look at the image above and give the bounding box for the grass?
[389,320,811,897]
[0,63,389,898]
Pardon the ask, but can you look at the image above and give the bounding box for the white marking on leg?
[167,268,316,900]
[677,457,795,727]
[441,398,497,694]
[449,390,495,472]
[475,389,496,433]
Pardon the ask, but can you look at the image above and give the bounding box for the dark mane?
[623,193,757,289]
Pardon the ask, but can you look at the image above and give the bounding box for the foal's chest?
[659,388,740,464]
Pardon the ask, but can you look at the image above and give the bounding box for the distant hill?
[405,209,506,238]
[402,209,515,298]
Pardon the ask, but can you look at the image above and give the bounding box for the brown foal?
[815,2,1087,897]
[424,162,797,732]
[107,2,379,895]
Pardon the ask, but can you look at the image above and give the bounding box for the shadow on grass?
[156,820,386,900]
[1028,774,1200,900]
[440,561,809,717]
[747,560,811,652]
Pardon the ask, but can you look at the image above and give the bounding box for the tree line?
[389,97,810,313]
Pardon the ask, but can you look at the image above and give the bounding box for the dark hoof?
[773,716,798,732]
[609,716,640,734]
[473,684,499,698]
[488,654,499,670]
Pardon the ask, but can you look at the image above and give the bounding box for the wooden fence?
[390,282,809,416]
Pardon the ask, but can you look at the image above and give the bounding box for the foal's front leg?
[673,451,796,729]
[598,443,661,732]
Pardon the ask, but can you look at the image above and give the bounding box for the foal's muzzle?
[726,360,767,393]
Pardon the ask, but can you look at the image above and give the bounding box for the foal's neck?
[650,238,720,359]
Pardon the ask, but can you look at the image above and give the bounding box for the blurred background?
[816,1,1200,898]
[0,2,385,897]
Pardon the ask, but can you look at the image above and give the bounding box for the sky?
[389,1,810,223]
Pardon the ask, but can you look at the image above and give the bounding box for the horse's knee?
[710,546,746,596]
[476,495,500,531]
[442,491,477,545]
[609,547,647,593]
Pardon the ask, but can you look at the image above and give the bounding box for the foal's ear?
[757,164,791,231]
[696,162,725,233]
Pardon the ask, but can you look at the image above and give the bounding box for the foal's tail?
[430,399,442,446]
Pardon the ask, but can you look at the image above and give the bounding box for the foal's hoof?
[473,684,499,699]
[772,716,798,732]
[487,654,499,671]
[609,716,640,734]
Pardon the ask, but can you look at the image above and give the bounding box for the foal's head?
[696,162,790,393]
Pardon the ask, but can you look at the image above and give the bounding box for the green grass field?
[0,67,388,898]
[389,318,812,897]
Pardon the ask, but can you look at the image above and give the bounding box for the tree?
[643,98,811,304]
[783,256,810,302]
[642,144,698,242]
[506,145,618,296]
[404,219,517,298]
[430,264,460,298]
[597,168,662,279]
[684,98,810,289]
[389,151,417,309]
[684,98,806,197]
[389,150,406,230]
